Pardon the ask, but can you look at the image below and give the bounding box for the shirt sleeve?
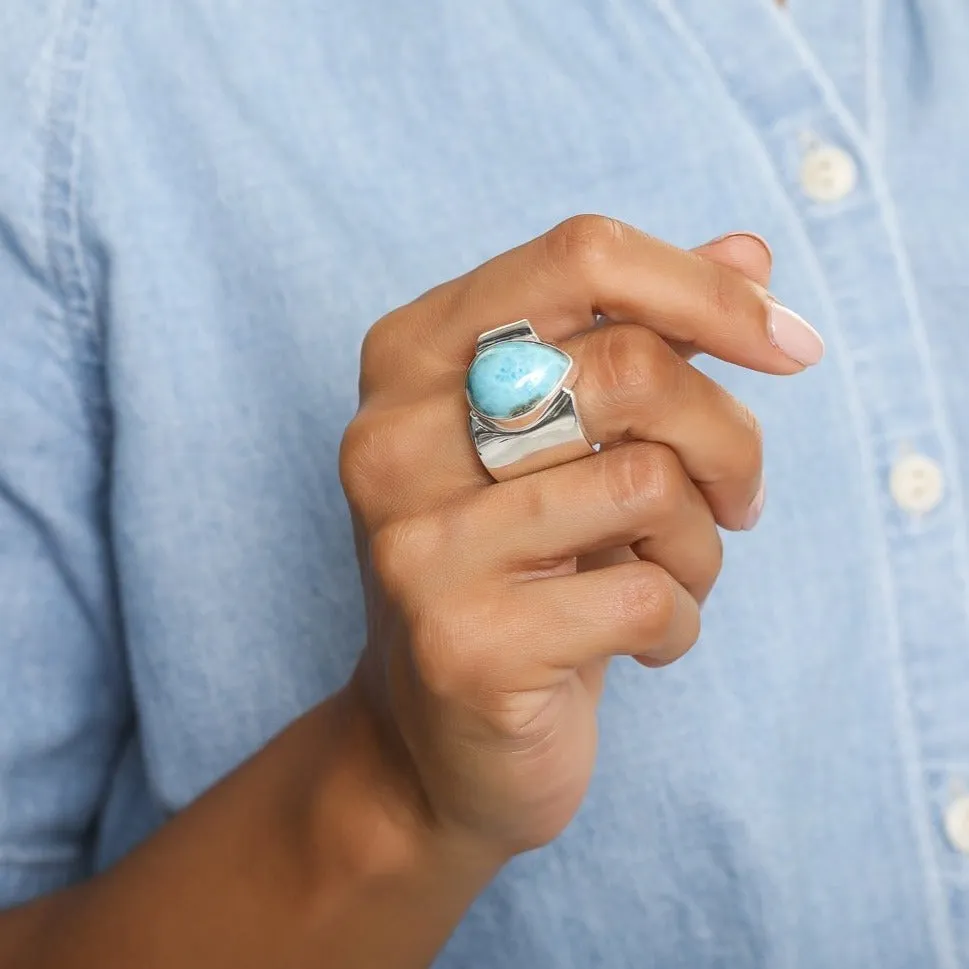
[0,0,130,907]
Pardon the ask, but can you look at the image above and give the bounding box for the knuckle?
[359,311,401,385]
[545,214,627,273]
[369,506,497,700]
[359,327,380,380]
[341,395,455,512]
[339,411,411,509]
[361,286,461,391]
[639,568,679,634]
[602,446,647,513]
[702,263,752,330]
[643,445,687,517]
[592,325,680,418]
[617,564,680,638]
[597,326,650,395]
[604,443,684,517]
[411,604,492,700]
[369,514,447,596]
[339,414,380,507]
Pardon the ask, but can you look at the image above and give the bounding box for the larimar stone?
[467,340,570,420]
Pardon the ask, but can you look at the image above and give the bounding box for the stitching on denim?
[41,0,108,436]
[649,3,960,965]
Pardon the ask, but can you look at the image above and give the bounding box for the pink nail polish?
[767,302,825,367]
[743,477,766,531]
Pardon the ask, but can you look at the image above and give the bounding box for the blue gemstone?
[467,340,570,420]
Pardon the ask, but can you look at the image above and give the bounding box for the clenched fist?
[340,216,822,860]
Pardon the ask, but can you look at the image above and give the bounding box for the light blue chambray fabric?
[2,0,969,965]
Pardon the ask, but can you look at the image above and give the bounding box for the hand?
[340,216,822,860]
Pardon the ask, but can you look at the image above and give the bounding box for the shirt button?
[944,796,969,854]
[799,144,857,202]
[889,454,944,515]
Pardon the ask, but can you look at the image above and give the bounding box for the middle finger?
[562,322,763,529]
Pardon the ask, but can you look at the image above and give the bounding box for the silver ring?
[466,320,596,482]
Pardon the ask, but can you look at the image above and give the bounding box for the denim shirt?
[3,1,969,966]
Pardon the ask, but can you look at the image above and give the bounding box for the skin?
[0,217,810,967]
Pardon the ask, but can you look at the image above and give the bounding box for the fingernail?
[742,476,766,531]
[767,301,825,367]
[706,231,773,263]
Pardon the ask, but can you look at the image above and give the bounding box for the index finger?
[400,215,823,374]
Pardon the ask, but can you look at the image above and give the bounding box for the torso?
[49,1,969,964]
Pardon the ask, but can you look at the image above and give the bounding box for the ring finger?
[477,441,722,604]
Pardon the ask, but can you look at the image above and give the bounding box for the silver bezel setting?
[466,320,577,432]
[466,320,595,481]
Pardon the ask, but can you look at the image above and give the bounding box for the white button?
[800,145,857,202]
[889,454,944,515]
[944,796,969,854]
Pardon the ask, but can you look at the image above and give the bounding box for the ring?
[466,320,596,481]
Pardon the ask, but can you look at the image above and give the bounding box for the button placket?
[734,72,969,969]
[663,3,969,959]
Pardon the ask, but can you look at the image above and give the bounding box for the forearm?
[0,685,500,969]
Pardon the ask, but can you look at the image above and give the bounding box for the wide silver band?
[467,320,596,482]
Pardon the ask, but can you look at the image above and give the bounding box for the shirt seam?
[40,0,108,435]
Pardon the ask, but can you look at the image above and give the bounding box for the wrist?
[304,680,503,911]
